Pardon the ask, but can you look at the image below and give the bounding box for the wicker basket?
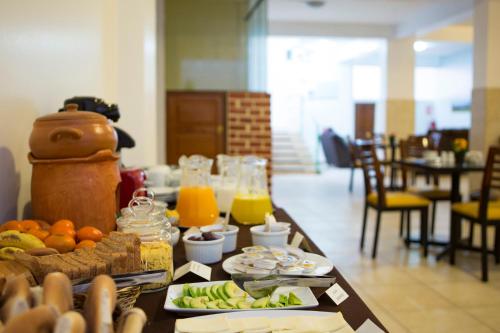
[73,286,142,320]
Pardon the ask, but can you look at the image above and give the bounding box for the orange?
[35,220,52,231]
[52,219,75,230]
[75,240,97,249]
[76,226,103,242]
[50,225,76,238]
[20,220,41,233]
[44,234,76,253]
[28,229,50,241]
[0,220,23,232]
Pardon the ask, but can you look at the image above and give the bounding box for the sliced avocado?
[182,284,191,297]
[226,297,245,308]
[211,285,221,300]
[188,286,198,298]
[288,292,302,306]
[251,296,270,308]
[190,297,207,309]
[223,281,238,298]
[206,286,216,301]
[216,286,229,301]
[217,301,233,309]
[279,294,288,306]
[199,296,210,304]
[237,301,252,309]
[181,296,193,308]
[206,300,220,309]
[172,297,183,307]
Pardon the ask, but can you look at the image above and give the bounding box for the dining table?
[398,158,485,259]
[135,207,388,332]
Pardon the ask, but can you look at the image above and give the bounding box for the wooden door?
[355,103,375,139]
[167,91,226,164]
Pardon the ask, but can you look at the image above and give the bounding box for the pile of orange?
[1,219,104,254]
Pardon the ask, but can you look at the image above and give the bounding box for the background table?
[135,208,387,332]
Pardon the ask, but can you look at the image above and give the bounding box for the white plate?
[164,280,319,314]
[174,310,346,333]
[222,252,334,276]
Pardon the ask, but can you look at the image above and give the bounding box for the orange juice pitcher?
[176,155,219,227]
[231,156,272,225]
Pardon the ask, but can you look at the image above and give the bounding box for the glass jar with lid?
[120,188,168,218]
[116,197,173,292]
[231,156,272,225]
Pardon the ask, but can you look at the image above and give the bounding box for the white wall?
[0,0,161,220]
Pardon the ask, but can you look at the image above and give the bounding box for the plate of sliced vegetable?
[164,280,319,314]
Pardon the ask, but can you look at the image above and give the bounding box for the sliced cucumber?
[226,297,244,308]
[216,286,229,301]
[188,286,198,298]
[218,301,233,309]
[279,294,288,306]
[206,286,216,301]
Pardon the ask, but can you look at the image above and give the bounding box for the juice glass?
[176,155,219,227]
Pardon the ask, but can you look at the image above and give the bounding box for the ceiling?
[268,0,474,37]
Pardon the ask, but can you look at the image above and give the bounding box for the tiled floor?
[272,169,500,333]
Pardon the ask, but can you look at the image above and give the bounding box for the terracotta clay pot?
[29,149,121,233]
[29,104,117,159]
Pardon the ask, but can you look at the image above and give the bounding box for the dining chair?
[356,143,430,259]
[399,139,452,238]
[449,146,500,282]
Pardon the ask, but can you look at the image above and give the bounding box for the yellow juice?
[176,186,219,227]
[231,194,272,225]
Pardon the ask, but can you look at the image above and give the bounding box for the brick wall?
[226,92,272,190]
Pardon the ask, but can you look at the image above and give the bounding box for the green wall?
[165,0,248,90]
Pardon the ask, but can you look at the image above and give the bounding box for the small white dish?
[183,232,225,264]
[250,225,290,248]
[171,226,180,246]
[201,224,239,253]
[164,280,318,314]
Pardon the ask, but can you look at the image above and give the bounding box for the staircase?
[272,131,317,174]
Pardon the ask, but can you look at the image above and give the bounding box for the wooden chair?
[400,139,452,238]
[449,146,500,282]
[356,143,430,258]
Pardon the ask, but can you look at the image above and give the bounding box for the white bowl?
[182,233,225,264]
[250,225,290,248]
[201,224,239,253]
[171,226,180,246]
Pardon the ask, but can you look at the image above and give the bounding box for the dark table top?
[135,208,387,332]
[398,158,484,173]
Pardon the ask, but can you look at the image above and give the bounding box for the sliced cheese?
[332,325,355,333]
[176,316,230,333]
[270,317,297,331]
[241,317,270,331]
[227,319,246,333]
[316,313,347,332]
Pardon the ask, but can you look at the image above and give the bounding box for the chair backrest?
[478,146,500,220]
[405,135,428,158]
[355,143,386,206]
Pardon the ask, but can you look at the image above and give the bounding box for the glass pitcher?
[176,155,219,227]
[215,154,240,213]
[231,156,272,225]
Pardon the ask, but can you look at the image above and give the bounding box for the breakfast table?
[135,207,388,332]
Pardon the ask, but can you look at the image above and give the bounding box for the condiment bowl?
[201,224,239,253]
[250,225,290,248]
[171,226,180,246]
[183,232,225,264]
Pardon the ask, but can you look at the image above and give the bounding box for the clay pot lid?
[36,103,107,122]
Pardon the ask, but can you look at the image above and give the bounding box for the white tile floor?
[272,169,500,333]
